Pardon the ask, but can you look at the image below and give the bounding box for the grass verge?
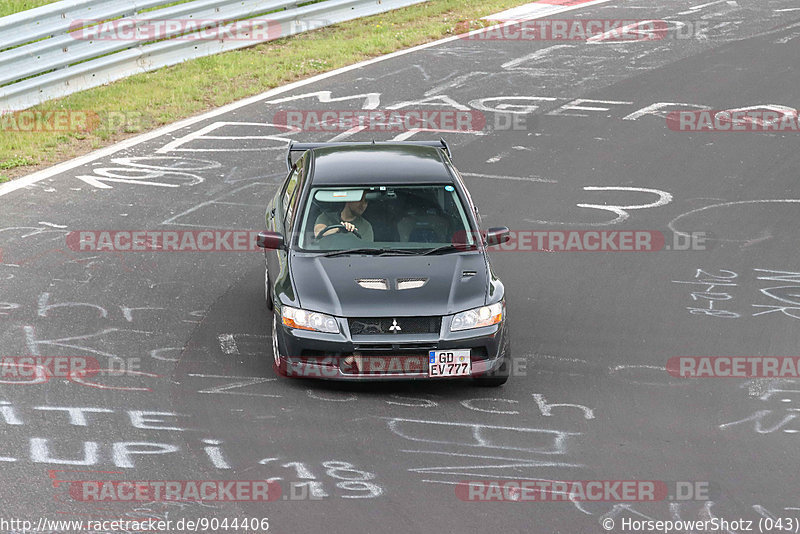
[0,1,62,18]
[0,0,533,181]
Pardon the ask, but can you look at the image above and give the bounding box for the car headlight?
[450,302,504,331]
[281,306,339,333]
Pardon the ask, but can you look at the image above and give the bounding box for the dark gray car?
[257,140,511,386]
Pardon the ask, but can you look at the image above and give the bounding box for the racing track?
[1,0,800,532]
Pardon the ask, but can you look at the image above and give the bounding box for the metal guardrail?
[0,0,429,112]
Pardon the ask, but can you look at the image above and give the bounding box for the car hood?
[289,252,488,317]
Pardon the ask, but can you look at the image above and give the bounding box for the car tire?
[473,356,509,387]
[271,311,281,368]
[473,326,510,387]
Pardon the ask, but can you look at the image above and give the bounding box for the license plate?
[428,350,471,377]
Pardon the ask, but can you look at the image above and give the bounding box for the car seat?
[397,207,450,243]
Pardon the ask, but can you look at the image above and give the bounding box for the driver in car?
[314,190,374,241]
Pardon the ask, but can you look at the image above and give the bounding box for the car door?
[266,157,305,306]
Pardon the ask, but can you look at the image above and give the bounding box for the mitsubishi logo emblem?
[389,319,402,333]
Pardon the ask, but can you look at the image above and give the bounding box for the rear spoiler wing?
[286,138,452,171]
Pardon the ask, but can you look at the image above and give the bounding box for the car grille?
[348,316,441,336]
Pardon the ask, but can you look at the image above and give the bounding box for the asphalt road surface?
[2,0,800,532]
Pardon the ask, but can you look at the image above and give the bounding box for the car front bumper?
[272,311,509,381]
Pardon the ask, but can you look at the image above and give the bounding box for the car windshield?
[296,184,477,252]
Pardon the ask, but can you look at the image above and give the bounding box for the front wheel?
[473,356,509,387]
[473,326,510,387]
[271,312,281,367]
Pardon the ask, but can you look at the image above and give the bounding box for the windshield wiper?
[322,248,391,258]
[377,248,424,255]
[321,247,422,258]
[322,246,469,258]
[420,244,475,255]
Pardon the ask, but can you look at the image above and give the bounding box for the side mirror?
[257,231,286,250]
[485,227,510,246]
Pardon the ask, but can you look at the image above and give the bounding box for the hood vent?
[461,270,477,278]
[396,277,428,290]
[356,278,389,290]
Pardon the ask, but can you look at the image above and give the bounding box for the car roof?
[306,144,455,185]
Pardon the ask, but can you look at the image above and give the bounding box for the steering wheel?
[315,224,362,240]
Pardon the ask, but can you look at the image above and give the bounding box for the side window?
[275,167,295,217]
[282,161,305,234]
[281,168,300,217]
